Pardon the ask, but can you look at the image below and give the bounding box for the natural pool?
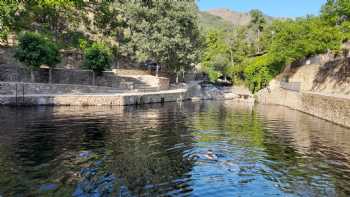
[0,101,350,197]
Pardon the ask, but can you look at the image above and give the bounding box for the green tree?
[244,54,280,92]
[201,30,229,81]
[321,0,350,26]
[225,27,250,83]
[14,32,60,82]
[0,0,23,43]
[17,0,87,42]
[249,9,266,54]
[211,53,230,80]
[82,42,112,85]
[123,0,201,82]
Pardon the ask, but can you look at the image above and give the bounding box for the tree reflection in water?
[0,102,349,196]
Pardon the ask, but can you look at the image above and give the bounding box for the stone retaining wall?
[0,64,169,90]
[0,89,187,106]
[0,83,253,107]
[257,87,350,128]
[0,82,125,95]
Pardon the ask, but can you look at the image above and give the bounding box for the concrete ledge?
[0,89,188,106]
[0,82,127,95]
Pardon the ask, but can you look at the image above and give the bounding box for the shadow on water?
[0,101,349,196]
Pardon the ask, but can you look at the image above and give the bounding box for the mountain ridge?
[202,8,276,27]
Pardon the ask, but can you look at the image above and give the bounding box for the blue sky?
[197,0,327,18]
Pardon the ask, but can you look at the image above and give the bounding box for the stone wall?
[257,87,350,128]
[0,82,124,95]
[276,54,350,95]
[0,64,169,90]
[167,72,208,83]
[0,82,252,106]
[0,89,188,106]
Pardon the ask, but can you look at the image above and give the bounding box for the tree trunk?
[92,71,96,86]
[230,48,234,66]
[257,29,261,53]
[176,72,179,84]
[182,70,185,82]
[156,64,159,77]
[30,68,35,83]
[49,67,53,84]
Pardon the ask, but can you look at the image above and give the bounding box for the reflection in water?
[0,101,349,196]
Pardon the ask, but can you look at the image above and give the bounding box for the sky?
[197,0,327,18]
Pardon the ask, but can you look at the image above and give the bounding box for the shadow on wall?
[312,58,350,94]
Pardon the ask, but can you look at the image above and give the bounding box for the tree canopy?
[201,1,350,92]
[1,0,201,76]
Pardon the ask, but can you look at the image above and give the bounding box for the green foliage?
[249,9,266,31]
[321,0,350,25]
[249,9,266,54]
[82,42,112,74]
[123,0,201,73]
[14,32,60,69]
[201,28,251,82]
[270,17,342,64]
[244,17,343,92]
[2,0,201,78]
[201,6,345,93]
[0,0,22,40]
[244,54,283,92]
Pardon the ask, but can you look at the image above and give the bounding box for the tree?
[211,53,230,80]
[0,0,23,43]
[225,27,250,82]
[14,32,60,83]
[201,30,228,81]
[321,0,350,26]
[82,42,112,85]
[122,0,201,82]
[249,9,266,54]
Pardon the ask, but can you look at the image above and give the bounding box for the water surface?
[0,101,350,196]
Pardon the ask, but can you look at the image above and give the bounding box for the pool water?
[0,101,349,196]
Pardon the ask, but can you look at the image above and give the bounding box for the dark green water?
[0,101,350,197]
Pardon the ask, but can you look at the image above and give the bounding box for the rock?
[81,167,97,178]
[79,151,91,159]
[38,183,58,192]
[73,160,116,197]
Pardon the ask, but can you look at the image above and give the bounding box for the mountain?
[198,11,235,32]
[199,8,276,31]
[207,9,252,26]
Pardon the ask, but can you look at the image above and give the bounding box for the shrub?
[15,32,60,69]
[82,42,112,74]
[14,32,61,82]
[244,54,283,93]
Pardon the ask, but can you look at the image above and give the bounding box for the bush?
[244,54,283,93]
[14,32,61,69]
[82,42,112,74]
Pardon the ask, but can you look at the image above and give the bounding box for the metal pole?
[156,64,159,77]
[22,83,24,104]
[15,83,18,106]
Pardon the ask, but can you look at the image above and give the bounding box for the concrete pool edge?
[0,88,254,106]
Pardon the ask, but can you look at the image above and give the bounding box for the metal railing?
[280,81,301,92]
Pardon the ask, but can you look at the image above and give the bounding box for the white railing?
[280,81,301,92]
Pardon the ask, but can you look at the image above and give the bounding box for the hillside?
[198,11,234,32]
[199,8,275,30]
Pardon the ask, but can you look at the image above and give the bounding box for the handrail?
[280,81,301,92]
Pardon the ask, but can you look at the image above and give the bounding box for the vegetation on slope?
[201,0,350,92]
[1,0,350,91]
[1,0,201,77]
